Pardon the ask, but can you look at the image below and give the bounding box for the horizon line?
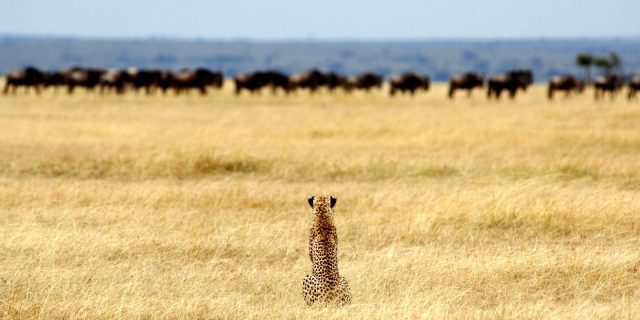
[2,33,640,43]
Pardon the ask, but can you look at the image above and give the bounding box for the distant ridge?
[1,36,639,81]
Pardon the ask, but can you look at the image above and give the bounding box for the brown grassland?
[1,81,639,319]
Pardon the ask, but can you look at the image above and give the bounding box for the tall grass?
[1,83,639,319]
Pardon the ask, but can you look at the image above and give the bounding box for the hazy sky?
[2,0,639,39]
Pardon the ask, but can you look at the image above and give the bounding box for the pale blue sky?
[2,0,639,39]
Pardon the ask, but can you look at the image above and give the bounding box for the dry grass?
[1,81,639,319]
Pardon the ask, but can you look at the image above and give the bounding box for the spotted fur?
[302,195,352,306]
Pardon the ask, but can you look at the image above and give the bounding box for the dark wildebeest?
[234,71,270,94]
[234,70,289,95]
[448,72,484,98]
[261,70,290,94]
[344,72,383,93]
[547,75,585,100]
[99,69,133,94]
[191,68,223,92]
[163,68,224,95]
[389,72,430,96]
[509,69,533,91]
[128,69,163,94]
[487,70,533,100]
[627,76,640,100]
[3,66,45,94]
[43,71,67,92]
[324,72,347,92]
[63,67,105,94]
[289,69,329,93]
[594,75,624,100]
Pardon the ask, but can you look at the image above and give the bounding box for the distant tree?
[575,53,594,82]
[594,57,613,76]
[593,52,623,77]
[608,52,622,75]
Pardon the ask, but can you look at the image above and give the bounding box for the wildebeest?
[627,76,640,100]
[448,72,484,98]
[289,69,328,93]
[389,72,430,96]
[234,72,267,94]
[162,68,224,95]
[487,70,533,99]
[127,69,163,94]
[3,66,45,94]
[344,72,383,93]
[43,71,67,92]
[261,70,290,94]
[63,67,105,94]
[547,75,585,100]
[594,75,624,100]
[324,72,347,92]
[234,70,289,95]
[509,69,533,91]
[99,69,133,94]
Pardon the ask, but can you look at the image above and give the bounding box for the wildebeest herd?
[233,69,386,94]
[3,66,640,100]
[3,67,223,95]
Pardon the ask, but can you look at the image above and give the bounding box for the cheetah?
[302,195,352,306]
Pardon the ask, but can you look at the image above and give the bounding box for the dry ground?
[1,82,639,319]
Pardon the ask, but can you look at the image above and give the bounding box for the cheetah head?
[307,195,337,218]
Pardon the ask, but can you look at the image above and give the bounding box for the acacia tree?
[594,57,613,76]
[575,54,594,82]
[608,52,622,75]
[593,52,622,77]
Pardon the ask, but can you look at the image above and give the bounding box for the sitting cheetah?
[302,195,352,306]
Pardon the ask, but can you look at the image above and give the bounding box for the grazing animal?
[234,72,266,94]
[289,69,328,93]
[344,72,383,93]
[3,66,45,94]
[547,75,584,100]
[63,67,105,94]
[162,68,224,95]
[99,69,132,94]
[324,72,347,92]
[509,69,533,91]
[627,76,640,100]
[234,70,289,95]
[43,71,67,92]
[261,70,290,94]
[389,72,430,96]
[128,69,163,95]
[448,72,484,98]
[487,70,532,100]
[594,75,624,100]
[303,195,351,306]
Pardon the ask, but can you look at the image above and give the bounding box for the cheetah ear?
[330,196,337,208]
[308,196,314,208]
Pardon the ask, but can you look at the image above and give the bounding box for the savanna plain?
[1,82,639,319]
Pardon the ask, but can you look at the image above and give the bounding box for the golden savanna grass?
[1,81,639,319]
